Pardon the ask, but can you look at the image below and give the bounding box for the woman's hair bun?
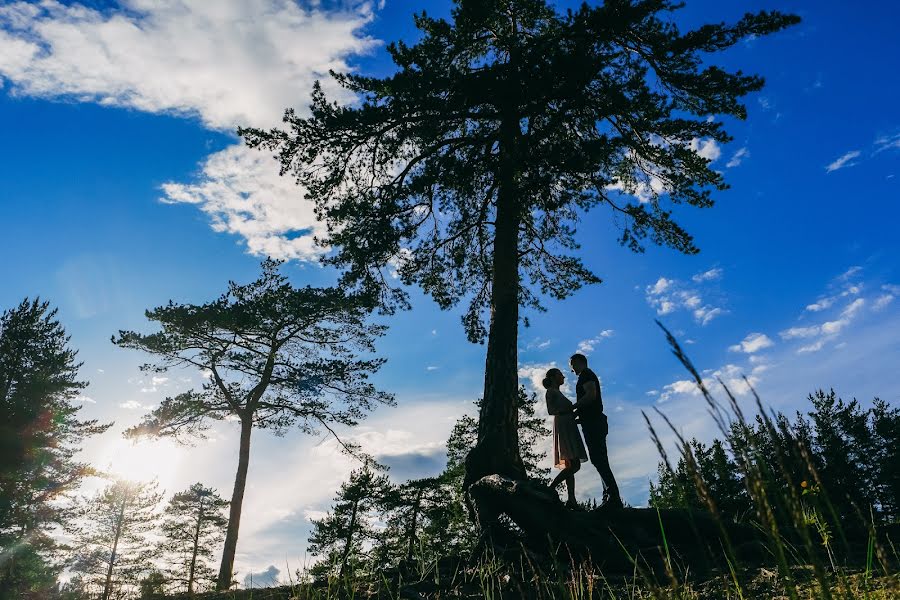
[541,377,552,389]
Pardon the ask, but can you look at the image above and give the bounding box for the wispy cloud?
[119,400,156,411]
[725,147,749,168]
[825,150,861,173]
[692,268,723,283]
[779,267,880,354]
[874,133,900,154]
[576,329,614,354]
[645,271,726,326]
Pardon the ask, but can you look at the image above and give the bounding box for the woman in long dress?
[543,367,588,508]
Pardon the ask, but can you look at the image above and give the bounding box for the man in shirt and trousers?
[570,352,623,509]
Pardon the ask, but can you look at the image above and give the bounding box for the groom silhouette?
[570,353,623,509]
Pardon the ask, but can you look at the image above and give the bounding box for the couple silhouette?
[542,353,622,510]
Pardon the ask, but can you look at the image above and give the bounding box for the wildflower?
[801,480,808,489]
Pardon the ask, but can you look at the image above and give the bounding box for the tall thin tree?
[69,480,162,600]
[113,260,393,590]
[158,483,228,595]
[307,467,391,580]
[241,0,799,491]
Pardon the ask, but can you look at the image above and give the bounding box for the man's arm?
[575,380,598,410]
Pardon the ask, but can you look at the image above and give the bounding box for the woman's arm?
[546,390,575,415]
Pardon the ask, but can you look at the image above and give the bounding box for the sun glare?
[97,437,185,491]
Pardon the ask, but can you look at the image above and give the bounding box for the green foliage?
[650,390,900,526]
[114,259,393,445]
[137,570,166,599]
[242,0,798,341]
[158,483,229,594]
[0,298,111,598]
[69,480,162,600]
[307,468,392,579]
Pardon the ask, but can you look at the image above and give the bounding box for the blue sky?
[1,0,899,583]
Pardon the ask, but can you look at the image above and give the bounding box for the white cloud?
[728,332,774,354]
[689,138,721,162]
[874,133,900,154]
[0,0,376,130]
[526,337,552,351]
[576,329,614,354]
[658,363,761,403]
[797,340,826,354]
[303,509,328,523]
[645,275,726,326]
[780,326,820,340]
[693,306,724,326]
[780,270,875,354]
[119,400,155,410]
[825,150,861,173]
[161,144,326,260]
[648,276,671,295]
[151,375,169,386]
[873,294,894,311]
[692,268,722,283]
[425,365,439,371]
[805,298,835,312]
[76,394,96,404]
[725,147,749,168]
[841,297,866,318]
[0,0,379,261]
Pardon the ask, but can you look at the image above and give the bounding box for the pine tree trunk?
[188,497,205,594]
[103,496,127,600]
[216,417,253,590]
[463,106,526,491]
[339,500,359,579]
[405,489,423,562]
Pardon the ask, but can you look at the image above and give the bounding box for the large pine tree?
[242,0,799,491]
[114,260,393,590]
[0,298,110,597]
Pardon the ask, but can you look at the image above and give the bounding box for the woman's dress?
[545,388,588,469]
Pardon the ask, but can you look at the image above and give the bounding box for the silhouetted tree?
[869,398,900,519]
[805,390,877,517]
[373,477,443,568]
[113,260,393,590]
[0,298,111,598]
[307,467,391,580]
[69,480,162,600]
[242,0,798,492]
[158,483,228,595]
[138,570,167,599]
[650,438,748,522]
[651,389,900,527]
